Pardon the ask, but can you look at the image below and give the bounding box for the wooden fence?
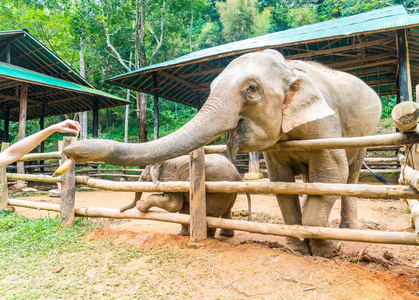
[2,130,419,246]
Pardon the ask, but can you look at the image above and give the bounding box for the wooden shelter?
[108,5,419,136]
[0,29,129,143]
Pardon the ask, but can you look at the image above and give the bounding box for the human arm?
[0,120,80,168]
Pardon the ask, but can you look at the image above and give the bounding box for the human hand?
[50,120,81,136]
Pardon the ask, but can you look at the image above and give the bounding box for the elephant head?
[63,49,335,165]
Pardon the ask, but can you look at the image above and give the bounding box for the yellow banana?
[52,158,74,177]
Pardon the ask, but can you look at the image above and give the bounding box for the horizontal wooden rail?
[360,168,401,174]
[7,173,419,200]
[6,173,89,184]
[204,132,419,153]
[85,178,419,199]
[18,152,62,162]
[7,199,419,246]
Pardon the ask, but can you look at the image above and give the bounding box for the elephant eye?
[245,82,260,101]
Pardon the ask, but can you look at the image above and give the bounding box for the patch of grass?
[0,211,191,299]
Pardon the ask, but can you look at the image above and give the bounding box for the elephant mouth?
[226,119,246,162]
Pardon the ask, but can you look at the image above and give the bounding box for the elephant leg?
[302,194,341,257]
[303,150,348,258]
[219,200,235,237]
[136,192,183,213]
[340,149,365,229]
[178,200,190,236]
[264,152,311,255]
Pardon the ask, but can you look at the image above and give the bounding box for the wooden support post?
[40,104,45,173]
[60,137,76,227]
[189,147,207,242]
[245,152,263,179]
[3,111,9,142]
[1,143,9,209]
[196,92,203,110]
[153,72,159,140]
[16,83,28,188]
[5,42,10,63]
[397,29,412,103]
[93,98,99,138]
[406,199,419,242]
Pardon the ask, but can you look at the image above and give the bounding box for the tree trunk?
[138,92,148,142]
[136,0,148,143]
[79,39,88,140]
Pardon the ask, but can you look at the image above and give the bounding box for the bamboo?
[6,173,89,185]
[203,132,419,154]
[7,198,419,246]
[359,168,400,174]
[364,157,399,164]
[75,168,144,173]
[18,152,62,162]
[189,147,207,241]
[1,143,9,209]
[7,173,60,183]
[84,178,419,199]
[401,164,419,191]
[391,101,419,132]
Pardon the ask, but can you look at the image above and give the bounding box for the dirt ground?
[12,181,419,300]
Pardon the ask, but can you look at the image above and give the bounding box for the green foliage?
[288,7,320,27]
[216,0,273,42]
[381,95,397,119]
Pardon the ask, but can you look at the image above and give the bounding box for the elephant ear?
[282,68,336,133]
[150,163,163,185]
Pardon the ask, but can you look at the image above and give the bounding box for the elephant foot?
[178,225,190,236]
[285,237,311,256]
[207,227,217,238]
[136,201,150,213]
[220,229,234,237]
[339,219,361,229]
[309,239,341,258]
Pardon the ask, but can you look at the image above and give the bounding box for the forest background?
[1,0,418,150]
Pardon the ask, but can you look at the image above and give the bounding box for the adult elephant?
[64,49,382,257]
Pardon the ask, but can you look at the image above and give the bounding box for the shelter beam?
[153,72,159,140]
[397,29,412,102]
[93,98,99,138]
[16,83,28,187]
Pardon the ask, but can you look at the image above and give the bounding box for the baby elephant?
[120,154,245,237]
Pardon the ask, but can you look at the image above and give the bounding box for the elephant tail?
[362,162,389,185]
[246,193,252,221]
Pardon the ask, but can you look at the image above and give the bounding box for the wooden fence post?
[189,147,207,242]
[60,137,76,227]
[244,152,263,180]
[1,143,9,209]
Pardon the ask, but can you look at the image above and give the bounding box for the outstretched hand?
[50,120,81,136]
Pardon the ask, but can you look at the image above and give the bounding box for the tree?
[287,7,320,28]
[216,0,273,42]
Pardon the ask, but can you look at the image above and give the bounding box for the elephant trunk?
[63,97,239,166]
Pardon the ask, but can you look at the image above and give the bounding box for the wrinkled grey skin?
[121,154,241,237]
[64,49,382,257]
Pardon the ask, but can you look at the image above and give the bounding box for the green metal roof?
[0,30,92,87]
[0,62,128,121]
[0,29,130,121]
[109,5,419,107]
